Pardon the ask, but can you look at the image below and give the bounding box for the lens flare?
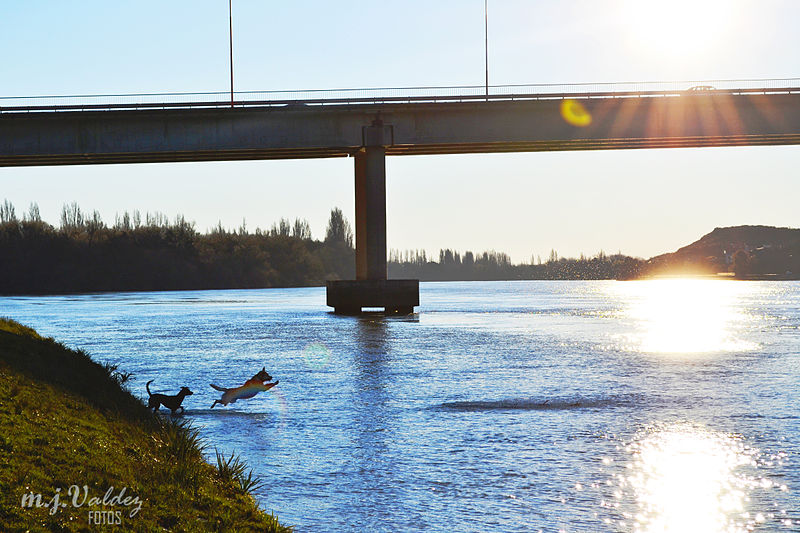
[561,99,592,127]
[264,387,289,436]
[302,342,332,370]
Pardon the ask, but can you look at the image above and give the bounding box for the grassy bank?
[0,318,292,532]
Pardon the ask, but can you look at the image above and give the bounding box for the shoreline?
[1,274,798,298]
[0,318,292,532]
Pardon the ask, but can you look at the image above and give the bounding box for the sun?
[622,0,735,60]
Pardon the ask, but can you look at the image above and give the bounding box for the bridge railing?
[2,78,799,113]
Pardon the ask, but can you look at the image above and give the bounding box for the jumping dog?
[210,367,279,408]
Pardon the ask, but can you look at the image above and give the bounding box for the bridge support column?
[354,152,368,280]
[327,120,419,314]
[356,145,387,280]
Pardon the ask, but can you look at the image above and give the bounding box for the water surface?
[2,280,798,532]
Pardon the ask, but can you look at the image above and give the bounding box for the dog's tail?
[146,379,154,396]
[210,384,227,392]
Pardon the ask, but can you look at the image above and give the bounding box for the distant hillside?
[646,225,800,278]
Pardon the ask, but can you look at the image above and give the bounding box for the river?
[2,280,798,532]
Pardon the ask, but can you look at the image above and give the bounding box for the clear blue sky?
[2,1,799,261]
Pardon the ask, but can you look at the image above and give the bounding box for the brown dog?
[210,367,278,408]
[146,380,193,415]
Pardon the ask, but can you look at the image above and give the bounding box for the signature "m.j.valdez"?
[21,485,142,518]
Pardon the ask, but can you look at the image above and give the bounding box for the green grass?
[0,318,293,532]
[215,450,267,495]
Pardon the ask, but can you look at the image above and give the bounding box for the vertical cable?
[229,0,234,107]
[485,0,489,100]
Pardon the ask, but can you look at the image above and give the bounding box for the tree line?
[388,248,643,281]
[0,199,645,295]
[0,200,354,294]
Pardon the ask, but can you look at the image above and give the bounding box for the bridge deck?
[1,82,800,166]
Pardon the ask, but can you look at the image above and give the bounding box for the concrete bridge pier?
[326,120,419,314]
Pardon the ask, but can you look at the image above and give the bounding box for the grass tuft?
[215,449,267,495]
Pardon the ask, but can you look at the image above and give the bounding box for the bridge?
[2,79,799,313]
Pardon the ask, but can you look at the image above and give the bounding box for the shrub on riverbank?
[0,318,291,532]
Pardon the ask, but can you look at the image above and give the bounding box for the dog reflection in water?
[210,367,279,408]
[146,380,193,415]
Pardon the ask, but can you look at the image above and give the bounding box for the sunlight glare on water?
[615,280,757,354]
[623,423,755,533]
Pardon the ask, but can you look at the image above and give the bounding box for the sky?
[1,0,799,261]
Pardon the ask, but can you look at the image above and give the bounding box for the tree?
[292,218,312,240]
[86,210,105,246]
[270,218,292,237]
[27,203,41,223]
[60,202,84,234]
[0,200,16,224]
[114,211,132,231]
[732,250,751,278]
[146,211,168,228]
[325,208,353,248]
[463,251,474,267]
